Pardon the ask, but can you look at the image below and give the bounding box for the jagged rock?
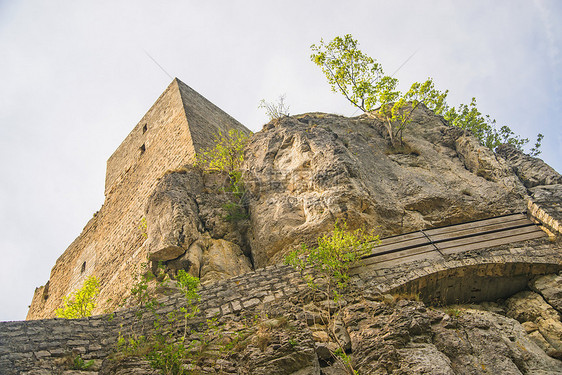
[319,361,348,375]
[243,110,527,267]
[235,321,321,375]
[330,296,562,374]
[166,240,204,276]
[315,342,333,361]
[506,290,562,358]
[330,319,351,352]
[145,169,204,261]
[99,357,159,374]
[531,274,562,313]
[455,133,512,182]
[497,144,562,188]
[311,330,329,343]
[431,309,562,374]
[396,343,455,375]
[196,171,251,251]
[164,236,252,283]
[144,168,253,282]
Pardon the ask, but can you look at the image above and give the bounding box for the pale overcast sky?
[0,1,560,321]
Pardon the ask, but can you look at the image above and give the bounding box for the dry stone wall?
[27,78,249,320]
[3,235,562,373]
[2,265,308,374]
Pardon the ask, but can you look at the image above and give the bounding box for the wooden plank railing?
[355,213,547,271]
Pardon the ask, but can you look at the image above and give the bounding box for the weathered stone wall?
[27,79,249,320]
[3,265,308,374]
[5,235,561,373]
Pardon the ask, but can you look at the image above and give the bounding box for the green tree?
[379,78,448,147]
[311,34,542,155]
[438,97,543,155]
[56,275,100,319]
[285,221,378,374]
[197,129,252,224]
[175,269,200,340]
[310,34,389,113]
[311,34,445,146]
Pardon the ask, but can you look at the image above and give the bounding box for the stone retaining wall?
[1,265,308,374]
[3,236,561,373]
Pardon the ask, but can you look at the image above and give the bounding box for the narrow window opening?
[81,262,86,273]
[142,124,148,134]
[140,144,146,155]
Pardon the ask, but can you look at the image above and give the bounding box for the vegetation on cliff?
[55,275,99,319]
[311,34,542,155]
[196,129,250,223]
[285,221,379,374]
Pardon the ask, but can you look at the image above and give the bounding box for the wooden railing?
[356,213,547,271]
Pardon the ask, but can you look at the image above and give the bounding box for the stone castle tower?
[27,78,250,320]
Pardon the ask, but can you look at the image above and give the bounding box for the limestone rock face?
[243,109,527,267]
[145,171,204,261]
[506,290,562,358]
[277,287,562,375]
[531,274,562,313]
[144,167,252,282]
[199,237,253,284]
[497,144,562,188]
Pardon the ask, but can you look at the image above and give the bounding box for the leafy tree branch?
[311,34,542,155]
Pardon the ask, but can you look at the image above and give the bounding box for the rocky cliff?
[147,106,547,278]
[13,104,562,374]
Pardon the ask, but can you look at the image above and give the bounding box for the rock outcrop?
[242,109,527,267]
[145,107,562,277]
[496,144,562,188]
[144,167,252,284]
[497,143,562,236]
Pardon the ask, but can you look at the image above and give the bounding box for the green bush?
[56,275,100,319]
[72,354,94,370]
[285,220,378,375]
[285,220,379,298]
[196,129,249,185]
[196,130,251,222]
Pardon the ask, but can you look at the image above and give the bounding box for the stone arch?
[387,259,561,305]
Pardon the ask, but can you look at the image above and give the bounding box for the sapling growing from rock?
[311,34,543,155]
[196,129,251,223]
[259,94,290,120]
[285,220,379,374]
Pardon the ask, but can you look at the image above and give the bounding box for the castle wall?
[6,265,307,374]
[104,80,195,197]
[27,79,248,320]
[4,238,561,373]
